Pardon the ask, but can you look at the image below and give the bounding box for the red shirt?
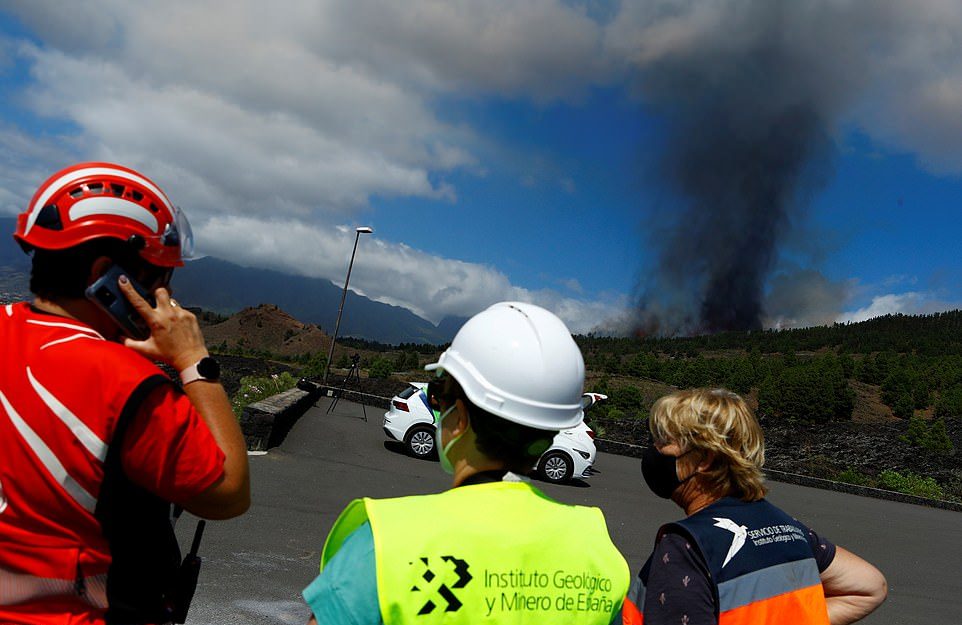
[0,302,225,624]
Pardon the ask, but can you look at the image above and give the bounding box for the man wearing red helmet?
[0,163,250,624]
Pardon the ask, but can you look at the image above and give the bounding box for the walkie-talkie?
[170,519,206,624]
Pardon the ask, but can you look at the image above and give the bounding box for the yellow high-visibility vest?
[322,480,630,624]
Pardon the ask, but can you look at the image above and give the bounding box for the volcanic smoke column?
[629,6,853,335]
[641,92,831,334]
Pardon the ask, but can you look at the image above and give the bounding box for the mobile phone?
[85,264,155,340]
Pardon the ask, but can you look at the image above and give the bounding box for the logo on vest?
[410,555,473,615]
[713,518,748,567]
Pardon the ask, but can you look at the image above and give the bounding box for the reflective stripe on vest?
[719,557,822,612]
[621,575,645,625]
[0,389,98,512]
[0,566,107,608]
[322,481,630,625]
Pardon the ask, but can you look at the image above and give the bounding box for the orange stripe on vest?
[720,583,830,625]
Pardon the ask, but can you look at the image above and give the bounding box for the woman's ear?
[697,450,716,473]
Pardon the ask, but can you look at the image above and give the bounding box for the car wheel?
[538,451,573,483]
[405,426,436,459]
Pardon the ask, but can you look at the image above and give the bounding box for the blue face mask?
[435,403,464,475]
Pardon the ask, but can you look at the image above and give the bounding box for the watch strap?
[179,357,218,385]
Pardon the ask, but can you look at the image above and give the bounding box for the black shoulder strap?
[95,374,182,625]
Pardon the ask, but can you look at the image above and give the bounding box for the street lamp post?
[323,226,373,385]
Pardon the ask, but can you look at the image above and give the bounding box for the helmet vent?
[69,187,84,199]
[87,182,104,194]
[110,183,124,196]
[507,304,530,319]
[148,202,160,213]
[36,204,64,231]
[130,190,144,202]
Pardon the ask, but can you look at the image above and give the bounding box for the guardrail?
[321,386,391,410]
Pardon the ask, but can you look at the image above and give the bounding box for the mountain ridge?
[0,217,463,344]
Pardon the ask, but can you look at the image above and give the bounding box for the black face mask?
[641,445,694,499]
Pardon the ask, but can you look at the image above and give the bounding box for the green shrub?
[368,357,393,379]
[922,418,954,454]
[877,470,944,499]
[900,413,928,445]
[936,385,962,419]
[606,407,626,420]
[836,467,874,487]
[893,394,915,419]
[609,385,645,415]
[900,414,954,455]
[231,372,298,418]
[758,358,854,423]
[587,421,607,439]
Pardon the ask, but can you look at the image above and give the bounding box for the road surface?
[181,398,962,624]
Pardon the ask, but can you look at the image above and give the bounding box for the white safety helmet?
[425,302,585,430]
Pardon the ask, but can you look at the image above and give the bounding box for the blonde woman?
[623,388,886,625]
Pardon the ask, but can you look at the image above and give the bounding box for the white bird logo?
[713,517,748,568]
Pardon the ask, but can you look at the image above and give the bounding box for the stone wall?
[240,385,323,451]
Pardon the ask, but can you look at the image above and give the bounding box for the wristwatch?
[179,356,221,385]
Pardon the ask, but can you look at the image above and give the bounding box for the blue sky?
[1,1,960,334]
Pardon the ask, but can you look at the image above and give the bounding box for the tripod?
[326,357,367,421]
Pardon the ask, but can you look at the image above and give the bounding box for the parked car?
[382,383,435,458]
[383,384,605,484]
[536,392,605,483]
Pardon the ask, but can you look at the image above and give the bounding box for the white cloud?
[0,125,79,216]
[558,277,584,294]
[305,0,611,100]
[4,0,962,338]
[0,0,621,333]
[837,291,961,324]
[196,215,628,333]
[605,0,962,174]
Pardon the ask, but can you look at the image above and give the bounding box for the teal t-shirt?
[303,521,381,624]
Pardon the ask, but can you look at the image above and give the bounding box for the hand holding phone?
[104,269,211,373]
[85,264,155,340]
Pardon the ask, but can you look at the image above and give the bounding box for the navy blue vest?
[629,498,827,624]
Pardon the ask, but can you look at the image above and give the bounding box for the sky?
[0,1,960,335]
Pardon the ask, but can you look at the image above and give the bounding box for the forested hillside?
[575,311,962,501]
[578,310,962,423]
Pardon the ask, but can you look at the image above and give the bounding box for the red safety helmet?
[14,162,193,268]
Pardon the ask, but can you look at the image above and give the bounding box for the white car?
[383,385,605,484]
[382,383,435,458]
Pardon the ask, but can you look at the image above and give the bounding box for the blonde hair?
[648,388,767,501]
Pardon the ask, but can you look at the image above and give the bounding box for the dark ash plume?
[630,4,866,335]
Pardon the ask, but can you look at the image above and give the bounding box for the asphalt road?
[181,398,962,625]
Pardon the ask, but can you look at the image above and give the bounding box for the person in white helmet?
[302,302,630,625]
